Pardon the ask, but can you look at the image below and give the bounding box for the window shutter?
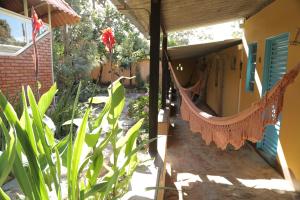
[245,43,257,92]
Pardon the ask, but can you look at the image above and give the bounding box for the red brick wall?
[0,33,53,100]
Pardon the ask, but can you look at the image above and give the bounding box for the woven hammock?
[170,62,300,150]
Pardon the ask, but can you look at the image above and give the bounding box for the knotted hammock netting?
[169,62,300,150]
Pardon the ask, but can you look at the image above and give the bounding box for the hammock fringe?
[170,62,300,150]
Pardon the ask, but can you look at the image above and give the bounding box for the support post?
[48,4,55,93]
[48,5,52,28]
[161,34,168,109]
[23,0,28,17]
[149,0,161,155]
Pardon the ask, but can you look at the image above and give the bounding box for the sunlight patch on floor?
[176,173,203,186]
[207,175,233,185]
[237,178,294,192]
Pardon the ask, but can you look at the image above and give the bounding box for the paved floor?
[164,116,300,200]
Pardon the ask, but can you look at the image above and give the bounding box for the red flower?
[101,28,115,53]
[31,7,43,40]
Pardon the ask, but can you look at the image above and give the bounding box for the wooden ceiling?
[167,39,242,60]
[111,0,273,36]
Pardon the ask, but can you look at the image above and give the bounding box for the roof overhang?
[111,0,273,36]
[0,0,80,27]
[166,39,242,60]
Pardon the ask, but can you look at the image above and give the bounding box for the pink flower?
[101,28,115,53]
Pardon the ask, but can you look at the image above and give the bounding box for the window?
[0,7,49,55]
[245,43,257,92]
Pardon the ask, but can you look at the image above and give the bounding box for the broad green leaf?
[108,80,125,125]
[21,88,39,156]
[27,86,59,198]
[67,82,82,199]
[45,126,55,147]
[93,95,111,129]
[0,187,10,200]
[54,135,69,167]
[12,152,36,199]
[85,126,101,147]
[102,171,119,199]
[88,96,109,104]
[54,147,62,200]
[119,138,157,173]
[0,120,16,186]
[0,90,48,200]
[116,119,144,155]
[70,107,90,199]
[86,151,104,187]
[77,155,92,178]
[84,181,108,198]
[38,83,57,116]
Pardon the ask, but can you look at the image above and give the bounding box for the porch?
[164,115,298,200]
[111,0,300,196]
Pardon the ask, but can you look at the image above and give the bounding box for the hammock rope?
[169,61,300,150]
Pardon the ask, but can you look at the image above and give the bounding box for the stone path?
[164,116,300,200]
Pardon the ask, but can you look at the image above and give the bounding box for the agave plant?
[0,78,149,200]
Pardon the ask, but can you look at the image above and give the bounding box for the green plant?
[135,67,145,89]
[48,84,80,138]
[127,92,161,146]
[0,79,149,199]
[127,90,161,142]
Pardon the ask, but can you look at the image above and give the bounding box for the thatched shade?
[111,0,273,36]
[0,0,80,27]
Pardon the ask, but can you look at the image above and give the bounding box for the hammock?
[169,61,300,150]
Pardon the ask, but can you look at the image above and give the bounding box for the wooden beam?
[149,0,161,156]
[161,34,168,109]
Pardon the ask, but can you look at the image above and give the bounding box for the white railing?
[0,7,50,56]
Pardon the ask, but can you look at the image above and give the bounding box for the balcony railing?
[0,7,50,56]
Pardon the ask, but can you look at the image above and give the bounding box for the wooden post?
[48,5,52,28]
[48,4,55,94]
[149,0,161,155]
[161,34,168,109]
[23,0,28,17]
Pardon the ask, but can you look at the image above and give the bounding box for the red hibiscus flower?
[31,7,43,40]
[101,28,115,53]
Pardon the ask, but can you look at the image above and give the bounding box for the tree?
[52,1,149,89]
[168,31,191,47]
[116,32,148,86]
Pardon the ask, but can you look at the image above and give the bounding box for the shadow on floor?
[164,116,300,200]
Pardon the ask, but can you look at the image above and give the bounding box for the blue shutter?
[257,33,289,164]
[246,43,257,92]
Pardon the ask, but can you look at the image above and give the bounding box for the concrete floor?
[164,116,300,200]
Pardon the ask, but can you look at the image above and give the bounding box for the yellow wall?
[172,58,199,86]
[171,0,300,190]
[242,0,300,189]
[205,46,242,116]
[173,46,243,116]
[205,54,223,114]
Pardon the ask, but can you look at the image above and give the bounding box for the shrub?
[128,95,149,134]
[0,79,149,200]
